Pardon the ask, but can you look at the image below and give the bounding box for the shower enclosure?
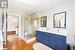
[21,16,39,40]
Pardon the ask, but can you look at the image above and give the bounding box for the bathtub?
[33,42,53,50]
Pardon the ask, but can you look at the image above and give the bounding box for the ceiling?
[8,0,63,16]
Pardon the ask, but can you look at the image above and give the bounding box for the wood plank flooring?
[6,37,36,50]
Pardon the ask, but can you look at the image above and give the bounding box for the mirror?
[53,11,66,28]
[40,16,47,27]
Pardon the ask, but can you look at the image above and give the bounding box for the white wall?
[72,0,75,46]
[35,0,75,45]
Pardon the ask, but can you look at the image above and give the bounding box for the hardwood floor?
[6,37,36,50]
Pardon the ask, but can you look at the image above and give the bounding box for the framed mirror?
[40,16,47,27]
[53,11,66,28]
